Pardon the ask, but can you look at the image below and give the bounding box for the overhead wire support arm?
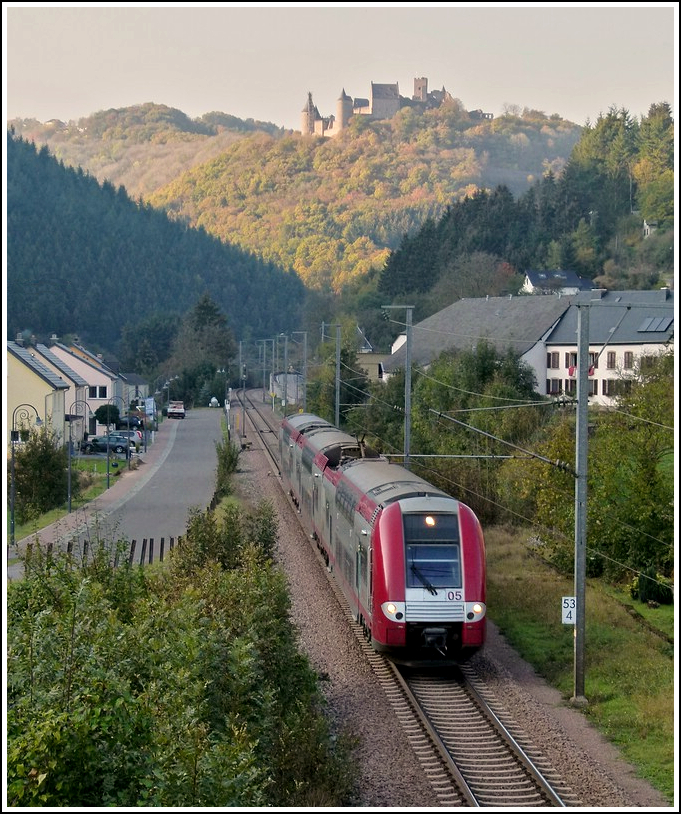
[428,408,577,476]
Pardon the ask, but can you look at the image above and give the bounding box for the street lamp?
[165,376,179,414]
[106,395,125,489]
[67,399,92,513]
[10,403,43,547]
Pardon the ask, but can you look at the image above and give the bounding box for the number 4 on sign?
[562,596,576,624]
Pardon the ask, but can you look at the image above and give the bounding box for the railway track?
[239,391,582,806]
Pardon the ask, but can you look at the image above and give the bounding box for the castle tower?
[301,92,318,135]
[336,88,353,131]
[413,77,428,102]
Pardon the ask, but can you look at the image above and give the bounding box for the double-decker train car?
[280,413,486,664]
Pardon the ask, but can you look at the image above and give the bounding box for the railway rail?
[238,390,582,806]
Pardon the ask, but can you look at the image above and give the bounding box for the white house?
[520,269,588,296]
[380,288,674,408]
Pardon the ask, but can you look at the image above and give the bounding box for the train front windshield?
[404,513,461,589]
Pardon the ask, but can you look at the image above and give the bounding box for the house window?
[639,355,656,371]
[564,379,576,395]
[588,379,598,396]
[603,379,632,397]
[546,379,562,395]
[623,352,634,369]
[547,352,559,369]
[589,352,599,370]
[565,351,577,368]
[606,351,616,370]
[88,385,108,399]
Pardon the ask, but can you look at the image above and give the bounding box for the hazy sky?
[3,3,678,130]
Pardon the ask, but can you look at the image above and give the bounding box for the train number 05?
[447,590,463,601]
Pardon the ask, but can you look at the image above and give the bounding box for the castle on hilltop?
[300,77,492,137]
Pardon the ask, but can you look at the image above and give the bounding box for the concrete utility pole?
[335,324,341,427]
[282,334,288,416]
[572,303,590,706]
[382,305,414,469]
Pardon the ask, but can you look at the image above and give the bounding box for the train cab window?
[404,513,461,589]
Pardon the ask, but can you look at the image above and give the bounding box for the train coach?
[280,412,486,665]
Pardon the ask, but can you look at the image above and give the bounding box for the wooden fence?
[26,536,185,569]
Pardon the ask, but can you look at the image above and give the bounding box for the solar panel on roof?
[638,316,672,332]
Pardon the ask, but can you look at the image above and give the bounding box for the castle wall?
[300,77,487,137]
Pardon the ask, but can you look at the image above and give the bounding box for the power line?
[429,408,575,475]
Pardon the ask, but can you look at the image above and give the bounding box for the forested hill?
[6,131,305,353]
[148,105,582,292]
[8,103,286,199]
[9,101,583,293]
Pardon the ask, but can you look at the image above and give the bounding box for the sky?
[3,3,678,131]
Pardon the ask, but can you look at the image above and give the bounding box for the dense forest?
[6,130,305,353]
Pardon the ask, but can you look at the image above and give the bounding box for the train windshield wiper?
[411,563,438,595]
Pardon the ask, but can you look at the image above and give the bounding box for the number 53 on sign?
[562,596,576,624]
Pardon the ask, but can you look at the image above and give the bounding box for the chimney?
[50,333,59,343]
[15,333,24,346]
[591,288,607,300]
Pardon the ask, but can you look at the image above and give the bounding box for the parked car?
[81,436,134,455]
[110,429,142,446]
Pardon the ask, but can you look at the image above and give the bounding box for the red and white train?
[280,413,486,664]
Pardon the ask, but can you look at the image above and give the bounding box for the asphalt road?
[72,407,225,547]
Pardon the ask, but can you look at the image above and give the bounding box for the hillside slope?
[6,131,305,352]
[148,105,582,291]
[9,101,583,293]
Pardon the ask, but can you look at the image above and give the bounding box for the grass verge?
[9,456,134,543]
[485,524,675,803]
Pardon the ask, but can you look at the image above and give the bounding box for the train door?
[355,535,370,611]
[326,506,333,569]
[311,476,319,526]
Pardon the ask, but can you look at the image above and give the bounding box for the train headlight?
[465,602,486,620]
[381,601,405,622]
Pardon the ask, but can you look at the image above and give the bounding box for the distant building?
[521,269,589,296]
[300,77,493,137]
[643,219,658,238]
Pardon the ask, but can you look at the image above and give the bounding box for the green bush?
[7,509,355,806]
[215,419,240,498]
[8,425,72,523]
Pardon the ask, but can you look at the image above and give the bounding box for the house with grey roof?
[380,288,674,407]
[545,288,674,406]
[520,269,588,296]
[48,342,127,434]
[381,294,573,387]
[7,341,69,444]
[32,344,95,443]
